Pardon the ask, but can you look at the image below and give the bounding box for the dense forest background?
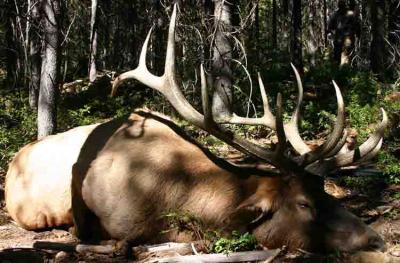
[0,0,399,185]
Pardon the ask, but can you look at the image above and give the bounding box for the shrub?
[0,92,37,175]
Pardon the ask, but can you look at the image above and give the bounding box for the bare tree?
[38,0,61,138]
[89,0,98,83]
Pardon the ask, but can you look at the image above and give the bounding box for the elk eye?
[297,202,311,209]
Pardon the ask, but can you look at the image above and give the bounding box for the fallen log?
[33,241,115,254]
[157,249,281,263]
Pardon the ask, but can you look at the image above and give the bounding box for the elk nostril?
[368,236,386,252]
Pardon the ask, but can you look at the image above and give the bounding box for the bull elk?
[6,5,387,253]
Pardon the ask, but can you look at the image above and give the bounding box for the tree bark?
[369,0,386,77]
[272,0,277,49]
[254,2,259,44]
[282,0,289,15]
[291,0,303,71]
[29,2,41,109]
[212,0,233,120]
[5,0,17,88]
[388,0,400,44]
[89,0,98,83]
[323,0,327,46]
[307,0,319,68]
[204,0,214,15]
[38,0,61,139]
[388,0,400,70]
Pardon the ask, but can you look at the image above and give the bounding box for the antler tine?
[216,73,276,129]
[201,64,213,127]
[298,80,346,165]
[111,26,163,96]
[357,138,383,163]
[274,93,287,158]
[306,109,388,175]
[284,64,312,155]
[324,129,349,158]
[257,73,277,129]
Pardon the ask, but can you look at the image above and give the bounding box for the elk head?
[111,5,387,252]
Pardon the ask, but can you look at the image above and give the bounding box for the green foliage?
[0,91,37,175]
[341,72,400,183]
[159,210,215,245]
[300,103,336,139]
[378,151,400,184]
[383,208,400,220]
[337,175,384,194]
[210,231,259,254]
[160,211,204,234]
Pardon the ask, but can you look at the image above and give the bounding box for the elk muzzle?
[323,206,386,252]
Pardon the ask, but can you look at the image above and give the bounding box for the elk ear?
[237,193,276,214]
[233,193,276,226]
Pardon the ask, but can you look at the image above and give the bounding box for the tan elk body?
[6,5,387,253]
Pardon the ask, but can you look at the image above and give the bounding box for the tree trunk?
[323,0,327,46]
[272,0,277,49]
[29,2,41,109]
[369,0,386,77]
[89,0,98,83]
[282,0,289,15]
[254,2,259,45]
[154,0,164,76]
[101,0,112,69]
[388,0,400,70]
[306,0,318,68]
[5,0,17,88]
[212,0,233,119]
[281,0,291,52]
[204,0,213,15]
[358,0,370,68]
[388,0,400,44]
[291,0,303,71]
[38,0,61,139]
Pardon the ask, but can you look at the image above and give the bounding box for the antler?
[112,5,292,169]
[112,4,388,176]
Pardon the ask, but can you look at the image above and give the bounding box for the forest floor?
[0,148,399,262]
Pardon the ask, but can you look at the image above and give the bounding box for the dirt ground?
[0,168,399,262]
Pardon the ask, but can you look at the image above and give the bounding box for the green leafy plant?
[378,151,400,184]
[0,92,37,175]
[210,231,259,254]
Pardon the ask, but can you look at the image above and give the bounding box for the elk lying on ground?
[6,5,387,253]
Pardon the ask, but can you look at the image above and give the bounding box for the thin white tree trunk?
[89,0,98,83]
[29,2,41,109]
